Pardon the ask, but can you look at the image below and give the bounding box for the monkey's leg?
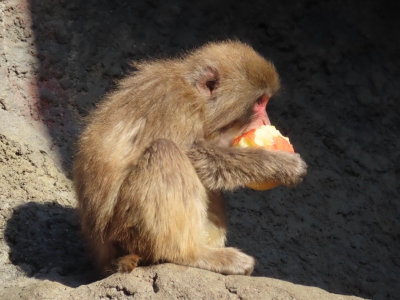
[117,139,254,275]
[204,191,227,248]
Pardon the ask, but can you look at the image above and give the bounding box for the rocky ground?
[0,0,399,299]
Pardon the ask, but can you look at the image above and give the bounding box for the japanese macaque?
[73,41,307,276]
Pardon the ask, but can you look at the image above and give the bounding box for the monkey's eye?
[206,80,217,93]
[256,97,263,106]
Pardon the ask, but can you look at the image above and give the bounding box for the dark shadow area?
[226,185,400,299]
[27,0,400,298]
[4,202,98,287]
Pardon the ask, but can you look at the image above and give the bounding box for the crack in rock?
[152,273,159,293]
[225,282,242,300]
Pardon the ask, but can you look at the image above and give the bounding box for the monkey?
[73,40,307,276]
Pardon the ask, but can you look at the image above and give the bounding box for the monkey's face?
[206,94,272,148]
[189,41,280,147]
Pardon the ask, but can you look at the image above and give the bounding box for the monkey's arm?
[186,146,307,191]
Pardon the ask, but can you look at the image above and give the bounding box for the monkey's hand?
[231,125,306,190]
[261,149,307,188]
[186,146,307,191]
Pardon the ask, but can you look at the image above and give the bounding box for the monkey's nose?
[263,116,271,125]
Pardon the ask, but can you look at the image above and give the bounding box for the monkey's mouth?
[242,118,271,134]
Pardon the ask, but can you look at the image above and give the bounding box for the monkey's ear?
[196,66,219,97]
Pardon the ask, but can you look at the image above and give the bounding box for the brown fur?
[73,41,307,276]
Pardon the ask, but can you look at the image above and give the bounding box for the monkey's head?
[184,41,280,147]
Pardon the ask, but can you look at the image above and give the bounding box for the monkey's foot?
[117,254,141,273]
[192,247,255,276]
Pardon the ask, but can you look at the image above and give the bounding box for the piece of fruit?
[233,125,294,190]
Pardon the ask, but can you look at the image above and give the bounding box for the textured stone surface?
[0,264,364,300]
[0,0,399,299]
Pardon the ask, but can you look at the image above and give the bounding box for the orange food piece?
[233,129,257,147]
[271,135,294,153]
[233,125,295,190]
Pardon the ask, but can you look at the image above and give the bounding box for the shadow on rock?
[4,202,98,287]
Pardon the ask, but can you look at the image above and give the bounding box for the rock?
[0,265,365,300]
